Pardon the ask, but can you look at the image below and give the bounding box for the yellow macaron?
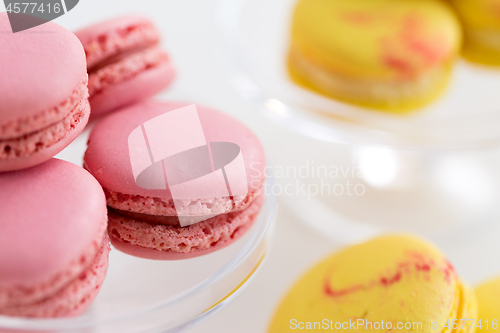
[448,0,500,66]
[289,0,462,113]
[475,278,500,333]
[269,235,477,332]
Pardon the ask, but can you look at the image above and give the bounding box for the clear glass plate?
[0,132,278,333]
[215,0,500,150]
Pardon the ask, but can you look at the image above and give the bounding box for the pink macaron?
[84,101,266,260]
[0,159,109,318]
[75,16,175,119]
[0,13,90,173]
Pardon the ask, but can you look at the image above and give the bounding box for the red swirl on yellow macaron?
[288,0,462,112]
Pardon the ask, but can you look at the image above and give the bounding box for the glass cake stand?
[215,0,500,244]
[0,131,278,333]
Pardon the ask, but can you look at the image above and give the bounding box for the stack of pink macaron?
[0,11,266,320]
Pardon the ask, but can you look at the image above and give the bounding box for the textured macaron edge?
[87,46,170,97]
[108,192,264,260]
[88,60,175,118]
[0,101,91,173]
[0,234,110,318]
[83,101,266,215]
[0,207,107,310]
[0,76,89,140]
[461,31,500,67]
[76,16,161,70]
[453,281,478,332]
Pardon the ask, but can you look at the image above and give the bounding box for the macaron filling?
[0,99,90,160]
[289,47,452,109]
[87,46,170,98]
[108,193,264,255]
[0,76,89,161]
[107,182,263,227]
[87,42,161,74]
[83,101,266,258]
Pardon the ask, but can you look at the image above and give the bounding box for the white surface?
[4,0,500,332]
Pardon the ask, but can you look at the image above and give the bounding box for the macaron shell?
[0,13,87,128]
[84,101,266,215]
[290,0,461,79]
[1,234,110,318]
[88,56,175,118]
[0,159,107,307]
[268,235,466,332]
[0,100,90,173]
[108,193,263,260]
[475,278,500,333]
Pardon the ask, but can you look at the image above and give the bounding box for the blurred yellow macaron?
[448,0,500,66]
[269,235,477,332]
[288,0,462,113]
[475,278,500,333]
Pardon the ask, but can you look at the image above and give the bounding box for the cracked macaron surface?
[0,13,90,172]
[269,235,477,332]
